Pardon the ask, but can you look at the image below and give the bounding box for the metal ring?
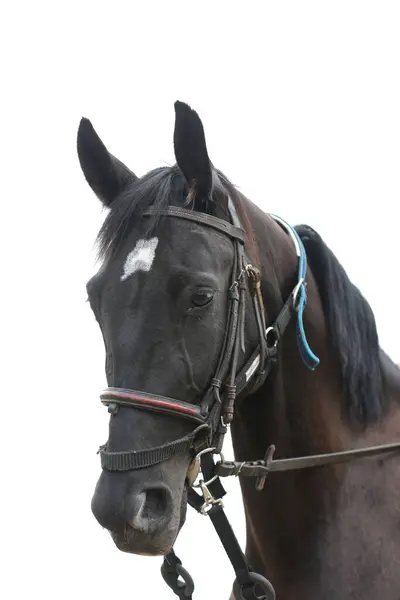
[234,571,276,600]
[175,563,195,597]
[194,447,216,461]
[265,326,279,349]
[191,449,225,488]
[161,561,195,597]
[248,572,276,600]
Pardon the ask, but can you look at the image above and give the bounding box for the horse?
[78,101,400,599]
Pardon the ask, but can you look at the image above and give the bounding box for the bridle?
[99,205,282,474]
[99,203,317,474]
[96,203,400,600]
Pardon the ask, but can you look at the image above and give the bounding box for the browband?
[143,206,246,244]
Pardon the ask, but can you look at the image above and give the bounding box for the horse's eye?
[191,288,215,307]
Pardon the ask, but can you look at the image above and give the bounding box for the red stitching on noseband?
[101,389,200,417]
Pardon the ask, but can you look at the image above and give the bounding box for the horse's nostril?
[128,486,171,532]
[142,487,169,521]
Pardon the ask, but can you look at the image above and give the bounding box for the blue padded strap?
[271,214,320,370]
[227,198,319,370]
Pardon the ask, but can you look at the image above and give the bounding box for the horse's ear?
[173,101,213,212]
[77,118,137,207]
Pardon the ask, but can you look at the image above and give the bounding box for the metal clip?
[199,480,224,515]
[245,264,261,289]
[190,448,225,489]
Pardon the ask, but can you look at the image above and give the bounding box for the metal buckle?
[255,445,276,491]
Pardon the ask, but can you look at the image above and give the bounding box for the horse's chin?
[110,525,178,557]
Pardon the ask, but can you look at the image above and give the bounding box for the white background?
[2,2,399,599]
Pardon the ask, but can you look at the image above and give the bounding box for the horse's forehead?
[120,237,159,282]
[96,218,232,288]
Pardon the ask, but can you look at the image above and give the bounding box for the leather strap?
[100,388,206,423]
[175,454,275,600]
[98,273,301,472]
[143,206,246,243]
[96,207,310,477]
[99,424,209,472]
[99,434,193,471]
[207,504,276,600]
[215,441,400,483]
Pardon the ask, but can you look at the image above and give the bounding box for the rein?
[215,441,400,485]
[96,204,400,600]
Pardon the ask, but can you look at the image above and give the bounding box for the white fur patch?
[120,237,159,281]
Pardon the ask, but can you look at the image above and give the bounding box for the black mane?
[295,224,387,426]
[96,164,235,262]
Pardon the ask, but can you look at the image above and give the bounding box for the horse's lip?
[110,524,173,557]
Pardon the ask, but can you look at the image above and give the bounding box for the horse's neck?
[231,333,400,598]
[230,202,400,597]
[229,214,343,588]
